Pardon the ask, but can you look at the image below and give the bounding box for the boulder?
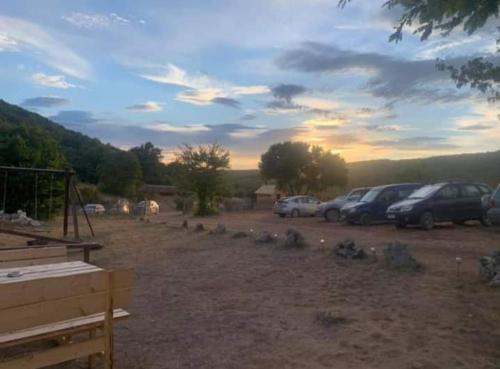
[478,251,500,286]
[335,239,366,259]
[254,231,274,244]
[383,242,421,271]
[213,223,226,235]
[283,228,306,248]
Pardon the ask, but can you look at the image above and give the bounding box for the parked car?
[274,195,321,218]
[386,182,493,230]
[83,203,106,215]
[134,200,160,215]
[486,184,500,225]
[340,183,421,225]
[317,187,371,222]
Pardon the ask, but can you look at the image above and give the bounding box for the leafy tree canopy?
[174,144,230,216]
[259,141,347,195]
[340,0,500,101]
[130,142,166,184]
[98,151,143,198]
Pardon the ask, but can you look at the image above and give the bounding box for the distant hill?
[0,99,119,183]
[226,151,500,197]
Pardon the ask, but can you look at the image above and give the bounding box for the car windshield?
[360,189,381,203]
[347,190,365,201]
[409,184,443,199]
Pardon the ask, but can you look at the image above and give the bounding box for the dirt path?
[2,211,500,368]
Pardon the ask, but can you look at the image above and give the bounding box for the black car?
[340,183,422,225]
[386,182,493,230]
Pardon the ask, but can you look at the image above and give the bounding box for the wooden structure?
[0,247,67,268]
[254,185,284,209]
[0,261,133,369]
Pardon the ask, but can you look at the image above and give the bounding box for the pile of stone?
[479,251,500,287]
[211,223,226,235]
[254,230,274,244]
[0,210,41,227]
[383,242,421,271]
[283,228,306,248]
[335,239,366,259]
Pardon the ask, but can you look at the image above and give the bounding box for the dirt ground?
[2,210,500,369]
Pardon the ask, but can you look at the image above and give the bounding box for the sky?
[0,0,498,169]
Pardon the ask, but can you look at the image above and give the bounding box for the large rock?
[383,242,421,271]
[254,231,274,244]
[479,251,500,286]
[212,223,226,235]
[283,228,306,248]
[335,239,366,259]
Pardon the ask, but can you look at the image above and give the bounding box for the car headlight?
[349,208,358,214]
[399,205,413,212]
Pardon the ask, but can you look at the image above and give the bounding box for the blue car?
[387,182,493,230]
[340,183,422,225]
[316,187,370,222]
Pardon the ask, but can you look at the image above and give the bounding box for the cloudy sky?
[0,0,498,169]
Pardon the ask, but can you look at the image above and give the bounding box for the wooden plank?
[0,309,129,348]
[0,286,132,333]
[0,337,105,369]
[0,257,67,268]
[0,262,102,284]
[0,247,66,262]
[0,228,78,244]
[0,270,108,310]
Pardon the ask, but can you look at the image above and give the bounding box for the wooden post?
[104,272,114,369]
[63,169,71,237]
[71,181,80,241]
[88,328,96,369]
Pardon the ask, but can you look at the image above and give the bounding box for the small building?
[254,184,284,209]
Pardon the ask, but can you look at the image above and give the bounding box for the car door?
[432,185,460,221]
[374,189,397,220]
[459,184,482,220]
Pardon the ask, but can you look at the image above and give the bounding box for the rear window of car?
[461,184,481,198]
[477,184,492,195]
[494,187,500,201]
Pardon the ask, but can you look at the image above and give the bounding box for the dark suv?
[340,183,421,225]
[386,182,492,230]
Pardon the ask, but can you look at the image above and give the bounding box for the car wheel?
[278,213,286,218]
[420,211,434,230]
[480,213,492,227]
[291,209,300,218]
[360,213,371,226]
[325,209,340,223]
[395,222,407,229]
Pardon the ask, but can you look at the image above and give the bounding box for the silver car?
[487,185,500,225]
[274,195,321,218]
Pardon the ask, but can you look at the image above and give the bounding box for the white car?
[273,195,321,218]
[83,204,106,215]
[135,200,160,215]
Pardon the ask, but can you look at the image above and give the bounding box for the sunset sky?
[0,0,498,168]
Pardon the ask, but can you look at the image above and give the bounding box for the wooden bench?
[0,247,67,268]
[0,261,134,369]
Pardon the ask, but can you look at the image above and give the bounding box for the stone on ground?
[335,239,366,259]
[479,251,500,287]
[254,231,274,244]
[194,223,205,232]
[213,223,226,235]
[182,219,189,229]
[283,228,306,248]
[383,242,421,271]
[232,231,248,239]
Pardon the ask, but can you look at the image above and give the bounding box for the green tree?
[174,144,230,216]
[130,142,166,184]
[259,142,347,195]
[340,0,500,101]
[98,151,142,198]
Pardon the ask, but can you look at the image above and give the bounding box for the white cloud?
[62,12,130,29]
[0,15,90,79]
[148,123,211,133]
[228,128,268,139]
[0,33,17,51]
[141,64,269,105]
[126,101,164,112]
[32,73,76,89]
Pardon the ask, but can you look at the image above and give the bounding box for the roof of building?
[255,184,278,195]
